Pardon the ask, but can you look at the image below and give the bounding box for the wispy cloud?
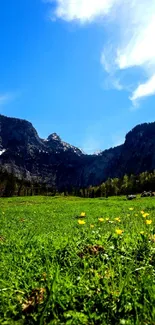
[47,0,155,105]
[130,75,155,105]
[103,77,124,91]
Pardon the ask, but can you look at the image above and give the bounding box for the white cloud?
[102,1,155,102]
[130,75,155,104]
[49,0,119,22]
[48,0,155,103]
[116,9,155,70]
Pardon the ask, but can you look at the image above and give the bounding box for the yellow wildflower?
[129,208,134,211]
[146,220,152,225]
[115,218,121,222]
[143,213,150,218]
[141,210,145,214]
[78,220,86,225]
[98,218,104,222]
[80,212,86,217]
[135,214,138,217]
[140,231,145,235]
[90,224,94,228]
[106,218,109,221]
[115,229,123,235]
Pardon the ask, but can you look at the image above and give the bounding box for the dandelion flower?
[143,213,150,218]
[90,224,94,228]
[115,218,121,222]
[80,212,86,217]
[98,218,104,222]
[115,229,123,235]
[141,210,145,214]
[146,220,152,225]
[140,231,145,235]
[106,218,110,221]
[78,220,86,225]
[129,208,134,211]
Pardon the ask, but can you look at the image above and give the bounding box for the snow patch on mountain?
[0,149,6,156]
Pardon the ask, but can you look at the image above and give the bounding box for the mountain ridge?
[0,113,155,189]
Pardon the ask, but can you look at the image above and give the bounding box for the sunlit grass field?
[1,195,155,325]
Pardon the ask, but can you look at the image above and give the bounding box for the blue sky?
[0,0,155,153]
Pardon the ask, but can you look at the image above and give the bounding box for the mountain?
[0,114,155,189]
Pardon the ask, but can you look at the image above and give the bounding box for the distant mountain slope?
[0,114,155,189]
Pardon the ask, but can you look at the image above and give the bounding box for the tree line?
[77,171,155,198]
[1,167,155,198]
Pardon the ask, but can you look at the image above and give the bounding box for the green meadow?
[1,195,155,325]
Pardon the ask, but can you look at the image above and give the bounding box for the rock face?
[0,114,155,189]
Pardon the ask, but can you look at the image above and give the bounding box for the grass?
[1,195,155,324]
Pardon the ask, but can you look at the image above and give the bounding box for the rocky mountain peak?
[47,133,61,142]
